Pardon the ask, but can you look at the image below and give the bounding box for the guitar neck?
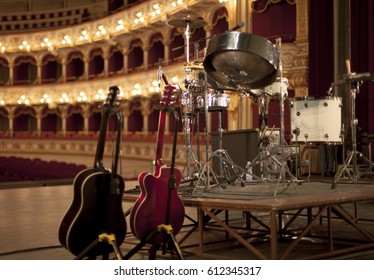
[154,110,166,172]
[111,110,122,176]
[94,86,119,170]
[94,109,110,170]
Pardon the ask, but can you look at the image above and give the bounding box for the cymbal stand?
[332,81,374,188]
[177,17,205,184]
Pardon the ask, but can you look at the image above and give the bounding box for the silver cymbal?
[167,17,207,29]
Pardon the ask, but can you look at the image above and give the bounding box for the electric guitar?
[130,84,185,244]
[58,86,126,257]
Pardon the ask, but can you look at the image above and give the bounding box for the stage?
[124,177,374,260]
[0,175,374,260]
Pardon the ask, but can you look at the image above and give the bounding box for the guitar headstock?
[103,86,120,109]
[160,84,180,108]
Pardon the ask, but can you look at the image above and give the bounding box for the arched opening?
[13,56,37,84]
[88,47,104,78]
[66,51,84,81]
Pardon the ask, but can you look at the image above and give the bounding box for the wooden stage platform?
[123,179,374,260]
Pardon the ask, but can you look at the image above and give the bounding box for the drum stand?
[245,38,298,195]
[332,79,374,188]
[208,110,246,188]
[178,106,205,184]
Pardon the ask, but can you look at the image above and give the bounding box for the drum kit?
[162,15,374,194]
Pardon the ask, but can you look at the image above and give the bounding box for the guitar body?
[130,84,185,245]
[59,168,126,257]
[130,165,184,244]
[58,86,126,258]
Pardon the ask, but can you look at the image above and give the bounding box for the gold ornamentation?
[252,0,296,14]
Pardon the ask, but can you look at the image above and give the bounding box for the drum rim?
[292,96,342,101]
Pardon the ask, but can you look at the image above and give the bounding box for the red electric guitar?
[58,86,126,258]
[130,84,185,244]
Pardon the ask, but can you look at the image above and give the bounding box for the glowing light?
[59,93,70,103]
[77,91,88,102]
[95,89,106,100]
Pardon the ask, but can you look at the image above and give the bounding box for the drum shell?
[290,97,342,143]
[196,92,230,111]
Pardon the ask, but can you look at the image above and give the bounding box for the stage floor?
[0,175,374,260]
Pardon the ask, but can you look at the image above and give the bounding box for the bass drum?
[290,96,342,143]
[204,31,279,90]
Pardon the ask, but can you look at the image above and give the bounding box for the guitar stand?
[123,224,184,260]
[124,108,184,260]
[74,233,123,260]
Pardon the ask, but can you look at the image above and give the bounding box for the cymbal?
[331,72,374,87]
[167,17,207,28]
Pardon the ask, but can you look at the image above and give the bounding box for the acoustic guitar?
[58,86,126,257]
[130,84,185,244]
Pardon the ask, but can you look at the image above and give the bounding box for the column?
[289,0,309,98]
[120,101,131,136]
[6,106,15,136]
[37,61,42,84]
[123,50,129,74]
[8,61,14,85]
[103,47,109,77]
[164,40,170,64]
[81,103,90,132]
[58,104,68,136]
[34,105,44,136]
[61,57,67,82]
[83,53,89,79]
[143,46,149,70]
[140,98,151,133]
[227,92,241,131]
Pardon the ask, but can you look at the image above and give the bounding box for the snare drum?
[196,91,230,111]
[290,96,342,143]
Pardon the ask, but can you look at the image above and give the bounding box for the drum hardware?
[202,99,246,188]
[291,128,311,181]
[339,124,349,179]
[169,15,207,186]
[201,32,297,193]
[256,89,270,131]
[247,38,298,195]
[331,68,374,188]
[292,128,301,180]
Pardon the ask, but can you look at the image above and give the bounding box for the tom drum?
[196,91,230,111]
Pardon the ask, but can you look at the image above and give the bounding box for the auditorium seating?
[0,156,86,182]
